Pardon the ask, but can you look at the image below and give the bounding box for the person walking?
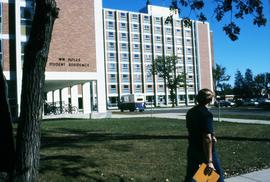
[184,88,224,182]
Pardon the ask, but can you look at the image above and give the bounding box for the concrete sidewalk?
[225,168,270,182]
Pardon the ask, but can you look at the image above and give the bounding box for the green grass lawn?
[39,118,270,182]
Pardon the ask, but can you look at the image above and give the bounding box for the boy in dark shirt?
[185,88,224,182]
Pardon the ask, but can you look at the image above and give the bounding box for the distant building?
[1,0,213,118]
[103,5,214,108]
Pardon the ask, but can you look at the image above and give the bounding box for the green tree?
[220,83,233,95]
[254,73,270,98]
[0,0,58,181]
[243,68,255,98]
[212,63,230,96]
[152,56,186,107]
[168,0,267,40]
[233,70,245,98]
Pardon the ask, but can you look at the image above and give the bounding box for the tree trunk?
[13,1,58,181]
[0,64,15,181]
[169,88,175,107]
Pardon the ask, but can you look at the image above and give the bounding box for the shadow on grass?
[41,127,270,151]
[41,128,188,149]
[39,154,108,181]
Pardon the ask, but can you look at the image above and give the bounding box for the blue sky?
[103,0,270,85]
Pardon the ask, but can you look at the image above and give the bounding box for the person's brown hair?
[196,88,215,105]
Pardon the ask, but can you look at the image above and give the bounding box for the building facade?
[103,5,214,108]
[1,0,108,118]
[1,0,213,117]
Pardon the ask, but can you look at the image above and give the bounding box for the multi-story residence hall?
[104,5,214,108]
[1,0,213,118]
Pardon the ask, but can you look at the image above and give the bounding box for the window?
[156,45,162,53]
[107,11,114,19]
[166,37,172,44]
[144,25,150,33]
[122,74,129,82]
[120,12,126,20]
[177,57,183,64]
[134,75,141,83]
[108,53,115,62]
[109,63,116,72]
[158,75,163,82]
[166,46,173,54]
[146,74,153,82]
[122,64,129,72]
[108,21,114,29]
[133,54,140,62]
[108,32,114,40]
[186,48,192,55]
[21,7,34,36]
[110,85,117,93]
[165,27,171,34]
[123,85,129,93]
[185,29,192,37]
[177,47,183,55]
[121,43,128,51]
[133,44,140,52]
[134,64,141,72]
[175,29,181,36]
[187,57,193,64]
[135,85,141,93]
[145,45,151,52]
[155,36,161,43]
[155,17,161,24]
[144,16,150,23]
[133,34,139,42]
[132,24,139,32]
[132,14,138,22]
[144,35,151,42]
[155,26,161,34]
[158,85,164,92]
[186,39,192,46]
[121,33,127,41]
[187,66,193,73]
[121,53,128,62]
[176,38,182,45]
[175,20,181,26]
[120,23,126,30]
[145,54,152,63]
[108,42,115,51]
[109,74,116,83]
[21,7,33,20]
[147,85,153,92]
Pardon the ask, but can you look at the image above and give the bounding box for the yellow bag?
[193,163,220,182]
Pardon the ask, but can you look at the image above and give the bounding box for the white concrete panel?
[71,85,79,108]
[53,89,60,104]
[47,91,53,103]
[94,0,107,113]
[82,82,91,114]
[61,88,69,105]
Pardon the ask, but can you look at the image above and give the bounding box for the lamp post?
[216,95,221,122]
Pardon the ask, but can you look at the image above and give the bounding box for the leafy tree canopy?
[167,0,267,41]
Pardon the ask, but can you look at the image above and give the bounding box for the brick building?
[1,0,213,117]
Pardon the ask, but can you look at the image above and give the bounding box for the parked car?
[242,99,259,106]
[214,100,235,107]
[118,94,146,112]
[258,98,270,108]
